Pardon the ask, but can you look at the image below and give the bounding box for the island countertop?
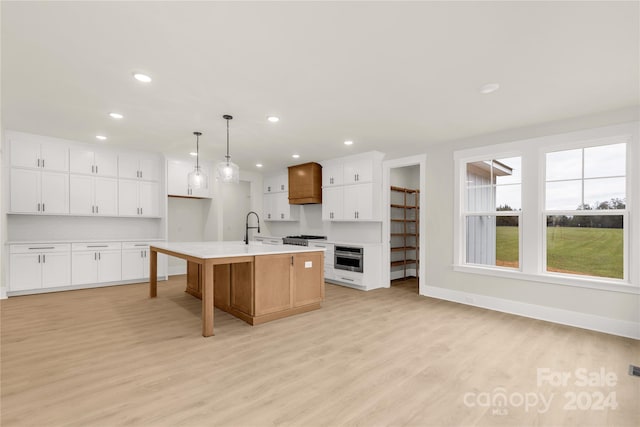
[150,241,325,259]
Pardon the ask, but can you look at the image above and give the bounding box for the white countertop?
[150,241,325,259]
[7,238,166,245]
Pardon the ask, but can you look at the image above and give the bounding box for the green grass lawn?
[495,226,623,279]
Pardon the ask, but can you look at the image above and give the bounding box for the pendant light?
[216,114,240,183]
[187,131,208,189]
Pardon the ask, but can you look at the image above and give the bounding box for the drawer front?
[10,244,71,254]
[122,242,153,250]
[72,242,122,252]
[333,270,363,286]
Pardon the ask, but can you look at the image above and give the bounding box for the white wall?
[423,107,640,338]
[167,197,209,274]
[222,180,251,241]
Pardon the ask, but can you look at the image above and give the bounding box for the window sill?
[452,264,639,295]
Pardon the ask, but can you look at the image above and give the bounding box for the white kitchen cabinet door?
[97,251,122,283]
[40,144,68,172]
[118,180,139,216]
[263,175,276,193]
[139,181,159,217]
[11,139,68,171]
[120,155,159,182]
[274,192,298,221]
[41,252,71,288]
[72,252,98,285]
[167,160,191,196]
[10,169,40,213]
[9,254,42,291]
[11,140,41,169]
[263,194,275,220]
[70,175,94,215]
[69,149,95,175]
[343,183,374,220]
[121,249,145,281]
[94,177,118,216]
[139,156,159,182]
[118,157,140,180]
[322,163,343,187]
[343,158,373,184]
[94,151,118,177]
[41,172,69,214]
[190,166,210,198]
[322,187,344,221]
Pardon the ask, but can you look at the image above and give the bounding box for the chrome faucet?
[244,211,261,244]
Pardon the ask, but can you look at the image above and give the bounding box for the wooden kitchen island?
[149,242,325,337]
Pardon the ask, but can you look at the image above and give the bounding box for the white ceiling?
[2,1,639,173]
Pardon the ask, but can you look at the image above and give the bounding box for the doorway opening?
[382,154,426,295]
[390,166,420,291]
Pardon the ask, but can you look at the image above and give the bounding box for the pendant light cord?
[225,117,231,163]
[196,133,200,169]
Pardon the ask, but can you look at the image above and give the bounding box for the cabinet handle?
[281,213,284,219]
[139,170,143,179]
[87,245,108,248]
[43,254,46,263]
[37,158,40,168]
[98,253,101,260]
[42,159,45,168]
[291,256,294,265]
[141,250,144,258]
[29,247,54,250]
[37,203,41,212]
[38,255,41,263]
[281,184,284,190]
[96,206,99,214]
[94,253,97,260]
[140,208,143,215]
[42,204,45,212]
[92,165,95,173]
[92,205,95,213]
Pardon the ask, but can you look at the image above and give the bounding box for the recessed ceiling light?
[109,112,124,119]
[344,140,354,145]
[96,135,107,141]
[292,154,300,159]
[267,116,280,123]
[189,152,198,156]
[256,163,263,168]
[480,83,500,94]
[133,73,152,83]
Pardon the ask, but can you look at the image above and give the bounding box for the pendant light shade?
[188,131,208,190]
[216,114,240,183]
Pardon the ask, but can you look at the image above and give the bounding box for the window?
[454,127,635,291]
[544,142,627,280]
[464,157,522,269]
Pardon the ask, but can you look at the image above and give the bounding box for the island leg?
[149,248,158,298]
[201,261,215,337]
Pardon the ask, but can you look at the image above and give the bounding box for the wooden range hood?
[288,162,322,204]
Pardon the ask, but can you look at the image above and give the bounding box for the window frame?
[453,125,638,295]
[458,152,524,272]
[540,136,630,283]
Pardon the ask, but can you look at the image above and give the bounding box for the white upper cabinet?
[70,149,118,177]
[321,151,384,222]
[263,173,288,193]
[70,175,118,216]
[343,158,374,184]
[11,137,68,172]
[322,163,344,187]
[10,169,69,214]
[119,155,159,181]
[119,180,159,217]
[167,160,211,198]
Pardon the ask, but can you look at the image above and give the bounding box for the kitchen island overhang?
[149,242,325,337]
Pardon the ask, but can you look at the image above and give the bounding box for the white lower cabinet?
[310,242,334,281]
[121,243,167,281]
[9,244,71,291]
[71,243,122,286]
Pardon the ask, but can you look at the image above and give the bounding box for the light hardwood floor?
[1,276,638,426]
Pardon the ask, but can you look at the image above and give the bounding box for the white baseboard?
[423,285,640,340]
[169,265,187,276]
